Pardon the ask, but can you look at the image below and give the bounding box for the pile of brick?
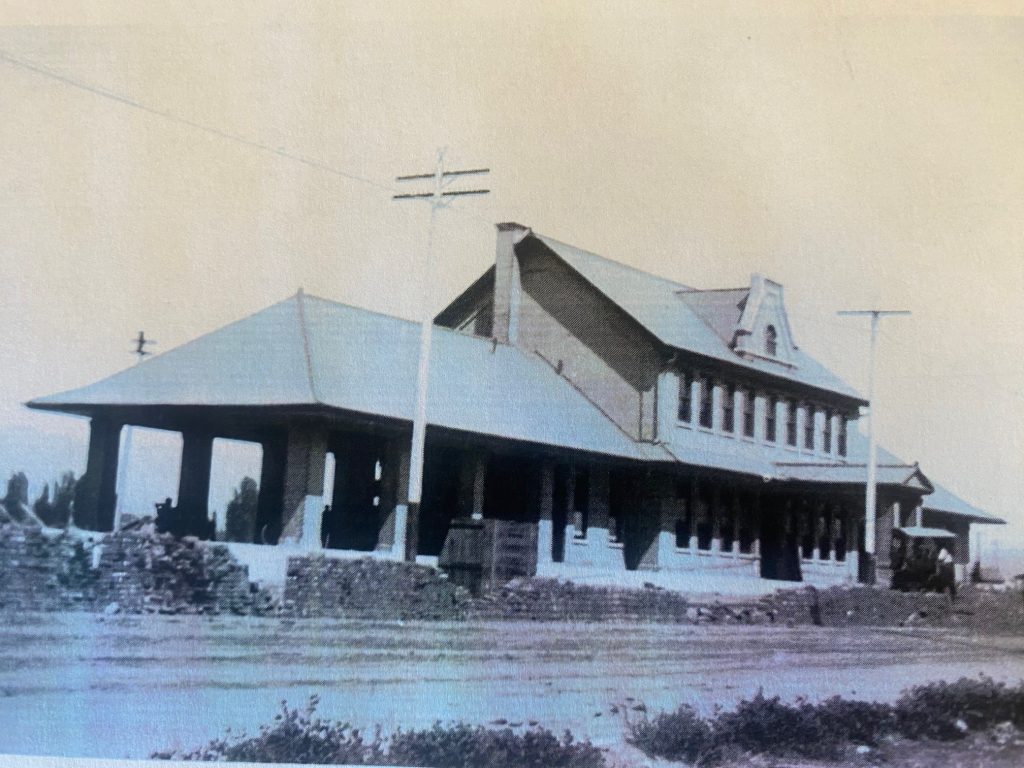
[765,584,1024,630]
[0,525,92,611]
[0,524,274,615]
[469,578,777,625]
[89,531,275,615]
[283,556,472,620]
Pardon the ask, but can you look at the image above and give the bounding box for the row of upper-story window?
[677,372,850,457]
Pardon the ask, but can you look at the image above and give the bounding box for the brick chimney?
[492,222,531,344]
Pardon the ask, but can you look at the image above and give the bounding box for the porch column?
[564,466,578,541]
[376,438,410,557]
[178,432,214,537]
[279,424,328,549]
[74,417,122,531]
[710,484,723,554]
[537,460,555,569]
[811,499,822,562]
[254,437,286,544]
[846,509,859,581]
[656,478,681,567]
[590,466,611,533]
[751,491,762,558]
[875,496,897,585]
[688,477,699,553]
[457,451,487,521]
[730,494,742,556]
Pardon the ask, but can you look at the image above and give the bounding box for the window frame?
[786,399,798,447]
[803,404,815,451]
[742,389,756,438]
[765,395,778,443]
[678,372,693,423]
[765,324,778,356]
[722,383,736,434]
[698,376,713,429]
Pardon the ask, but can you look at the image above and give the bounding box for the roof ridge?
[775,461,916,468]
[295,289,322,404]
[676,287,749,295]
[533,232,693,291]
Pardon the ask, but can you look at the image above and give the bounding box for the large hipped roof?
[29,293,666,462]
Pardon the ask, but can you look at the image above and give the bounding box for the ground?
[0,612,1022,763]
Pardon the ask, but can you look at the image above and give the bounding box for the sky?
[0,2,1021,564]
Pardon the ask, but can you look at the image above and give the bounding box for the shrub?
[388,722,605,768]
[630,677,1024,764]
[627,705,715,765]
[157,697,606,767]
[894,676,1024,741]
[809,695,893,746]
[156,696,386,764]
[710,691,846,760]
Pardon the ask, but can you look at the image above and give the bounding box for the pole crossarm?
[391,150,490,561]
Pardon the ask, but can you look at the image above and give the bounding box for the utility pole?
[392,150,489,561]
[113,331,155,530]
[837,309,910,583]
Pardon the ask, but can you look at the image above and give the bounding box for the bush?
[894,676,1024,741]
[630,677,1024,764]
[710,691,846,760]
[389,723,605,768]
[810,695,893,746]
[627,705,714,765]
[155,696,386,764]
[157,696,606,767]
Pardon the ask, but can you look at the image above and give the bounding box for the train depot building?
[29,223,1002,590]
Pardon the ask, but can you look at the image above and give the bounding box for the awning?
[896,526,956,539]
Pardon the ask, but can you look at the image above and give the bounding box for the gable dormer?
[732,274,797,367]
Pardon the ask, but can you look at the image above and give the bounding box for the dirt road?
[0,612,1021,759]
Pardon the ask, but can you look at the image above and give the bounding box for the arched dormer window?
[765,325,778,356]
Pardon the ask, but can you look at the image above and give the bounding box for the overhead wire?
[6,46,1015,403]
[0,47,496,225]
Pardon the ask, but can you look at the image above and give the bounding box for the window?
[838,418,848,457]
[743,390,755,438]
[823,411,833,454]
[722,384,735,433]
[678,373,692,423]
[803,406,814,450]
[786,400,797,446]
[698,377,713,429]
[765,325,778,356]
[765,396,777,442]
